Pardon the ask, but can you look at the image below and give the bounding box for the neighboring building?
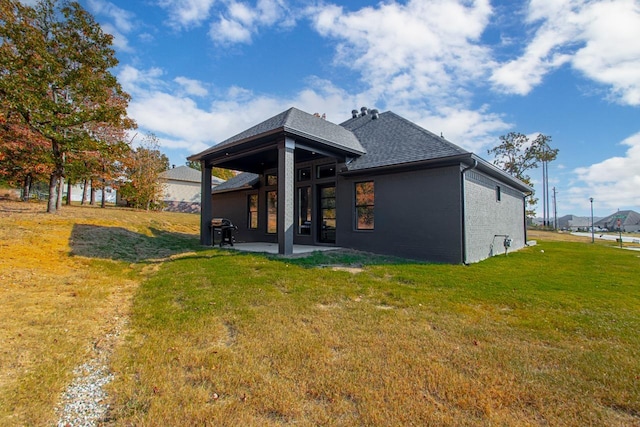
[65,183,116,204]
[595,210,640,233]
[159,165,225,213]
[557,215,593,231]
[188,107,532,263]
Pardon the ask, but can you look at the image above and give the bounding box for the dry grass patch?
[0,201,200,426]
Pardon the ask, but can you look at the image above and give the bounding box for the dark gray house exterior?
[188,107,532,263]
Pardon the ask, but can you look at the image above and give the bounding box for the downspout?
[460,159,478,264]
[523,190,532,246]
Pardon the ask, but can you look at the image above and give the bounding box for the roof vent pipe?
[371,109,379,119]
[360,106,368,116]
[352,109,359,119]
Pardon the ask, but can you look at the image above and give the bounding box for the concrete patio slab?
[223,242,341,256]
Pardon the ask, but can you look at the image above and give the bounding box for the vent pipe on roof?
[360,106,368,116]
[371,109,379,119]
[352,109,359,119]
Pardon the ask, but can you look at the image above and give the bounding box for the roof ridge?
[385,111,469,154]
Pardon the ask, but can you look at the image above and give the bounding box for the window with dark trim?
[297,167,311,182]
[316,164,336,179]
[355,181,374,230]
[496,185,501,202]
[266,173,277,186]
[267,190,277,234]
[298,187,311,235]
[248,194,258,229]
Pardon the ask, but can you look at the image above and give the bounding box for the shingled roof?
[213,172,259,193]
[340,111,468,171]
[190,107,365,161]
[203,107,530,194]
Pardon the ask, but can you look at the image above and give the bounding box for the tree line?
[0,0,168,211]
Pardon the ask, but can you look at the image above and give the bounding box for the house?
[595,210,640,233]
[188,107,532,263]
[159,165,225,213]
[64,182,116,204]
[557,215,594,231]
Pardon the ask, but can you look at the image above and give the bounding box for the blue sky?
[48,0,640,216]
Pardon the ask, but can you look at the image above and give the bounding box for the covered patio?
[188,108,366,256]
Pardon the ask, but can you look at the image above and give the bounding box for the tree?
[488,132,558,218]
[0,0,135,213]
[0,113,52,199]
[118,133,169,210]
[185,159,236,181]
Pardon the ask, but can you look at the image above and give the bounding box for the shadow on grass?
[70,222,425,268]
[70,223,205,263]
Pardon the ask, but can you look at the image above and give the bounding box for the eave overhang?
[340,153,533,195]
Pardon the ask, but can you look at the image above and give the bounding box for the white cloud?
[158,0,217,28]
[117,66,359,158]
[88,0,135,33]
[567,132,640,211]
[491,0,640,106]
[118,66,166,96]
[307,0,511,153]
[209,0,295,44]
[100,23,132,52]
[415,106,512,154]
[210,15,253,43]
[310,0,493,100]
[175,77,208,97]
[87,0,137,52]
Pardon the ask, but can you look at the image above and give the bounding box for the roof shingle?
[340,111,468,171]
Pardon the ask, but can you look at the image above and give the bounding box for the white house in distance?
[159,165,225,213]
[64,182,116,204]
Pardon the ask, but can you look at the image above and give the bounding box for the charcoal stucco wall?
[463,170,526,263]
[337,166,463,263]
[212,189,277,244]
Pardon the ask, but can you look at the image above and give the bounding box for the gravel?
[56,361,113,427]
[55,318,125,427]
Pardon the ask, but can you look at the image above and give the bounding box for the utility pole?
[543,158,550,227]
[552,186,557,230]
[590,197,594,243]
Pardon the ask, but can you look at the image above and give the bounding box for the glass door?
[318,185,336,243]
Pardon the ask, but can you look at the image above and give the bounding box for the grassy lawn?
[1,201,639,425]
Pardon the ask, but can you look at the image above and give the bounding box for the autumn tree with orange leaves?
[0,0,135,212]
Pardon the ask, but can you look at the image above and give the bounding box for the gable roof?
[159,166,200,182]
[595,210,640,228]
[159,165,225,185]
[199,107,531,194]
[341,111,468,171]
[189,107,366,161]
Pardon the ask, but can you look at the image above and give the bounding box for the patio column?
[200,162,213,246]
[278,137,295,255]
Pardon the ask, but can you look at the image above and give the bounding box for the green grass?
[108,240,640,426]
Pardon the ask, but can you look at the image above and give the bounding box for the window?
[266,173,277,186]
[297,167,311,182]
[316,164,336,179]
[248,194,258,229]
[298,187,311,235]
[496,185,501,202]
[267,190,277,234]
[355,181,374,230]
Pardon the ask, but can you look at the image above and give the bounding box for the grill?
[210,218,237,247]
